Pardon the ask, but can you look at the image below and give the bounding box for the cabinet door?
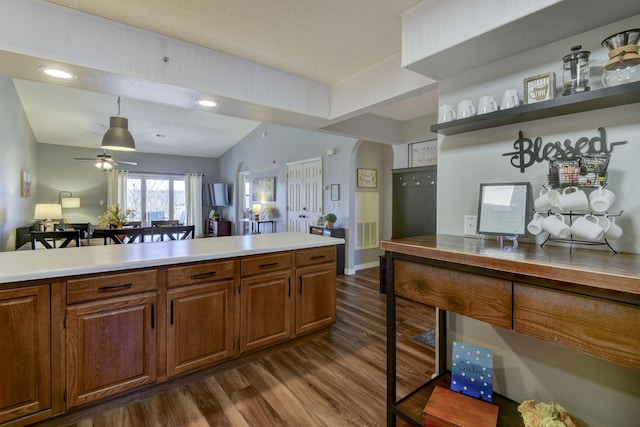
[0,285,50,424]
[66,293,157,408]
[167,280,234,376]
[240,270,292,353]
[295,264,336,335]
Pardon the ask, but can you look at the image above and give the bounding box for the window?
[127,174,186,226]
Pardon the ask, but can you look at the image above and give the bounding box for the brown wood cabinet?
[66,271,158,408]
[166,260,236,376]
[295,246,337,335]
[0,284,51,424]
[205,219,232,237]
[240,268,292,353]
[1,244,337,425]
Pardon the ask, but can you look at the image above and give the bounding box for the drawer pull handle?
[191,271,217,279]
[260,262,278,268]
[310,255,326,260]
[98,283,133,292]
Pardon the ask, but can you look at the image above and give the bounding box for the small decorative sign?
[451,341,494,402]
[357,168,377,188]
[524,72,555,104]
[330,184,340,201]
[409,139,437,167]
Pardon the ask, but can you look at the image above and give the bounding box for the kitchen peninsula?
[0,232,343,426]
[383,234,640,426]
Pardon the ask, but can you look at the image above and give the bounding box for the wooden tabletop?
[381,235,640,301]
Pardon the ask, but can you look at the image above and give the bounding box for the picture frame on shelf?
[524,72,555,104]
[409,139,437,167]
[357,168,377,188]
[331,184,340,201]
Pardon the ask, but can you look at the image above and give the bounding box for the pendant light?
[101,96,136,151]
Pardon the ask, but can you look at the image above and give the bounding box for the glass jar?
[562,45,590,95]
[601,29,640,87]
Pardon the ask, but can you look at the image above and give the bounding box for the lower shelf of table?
[392,372,522,426]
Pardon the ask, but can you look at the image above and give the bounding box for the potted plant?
[325,213,337,229]
[99,204,135,228]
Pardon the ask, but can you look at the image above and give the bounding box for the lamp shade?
[34,204,62,219]
[61,197,80,208]
[101,116,136,151]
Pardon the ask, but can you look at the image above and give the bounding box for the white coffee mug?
[557,186,589,212]
[589,186,616,213]
[500,89,520,110]
[534,188,560,212]
[438,104,456,123]
[604,215,623,240]
[542,213,570,238]
[570,214,604,241]
[478,96,498,114]
[457,99,476,119]
[527,212,546,235]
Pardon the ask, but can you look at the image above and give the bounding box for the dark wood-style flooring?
[35,267,435,426]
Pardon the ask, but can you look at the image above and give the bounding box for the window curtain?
[185,173,203,237]
[106,170,129,209]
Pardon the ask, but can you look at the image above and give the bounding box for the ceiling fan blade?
[115,160,138,165]
[73,157,98,161]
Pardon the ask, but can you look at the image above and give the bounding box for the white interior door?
[287,159,322,232]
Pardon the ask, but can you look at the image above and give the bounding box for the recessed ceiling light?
[39,67,77,79]
[196,98,217,107]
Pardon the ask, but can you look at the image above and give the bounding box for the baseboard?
[345,261,379,275]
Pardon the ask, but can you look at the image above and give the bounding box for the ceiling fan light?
[102,116,136,151]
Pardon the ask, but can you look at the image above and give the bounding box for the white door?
[287,159,322,232]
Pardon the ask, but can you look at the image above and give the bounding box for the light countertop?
[0,232,344,284]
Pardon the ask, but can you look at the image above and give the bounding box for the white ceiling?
[10,0,437,158]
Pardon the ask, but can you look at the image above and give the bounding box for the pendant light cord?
[117,96,121,116]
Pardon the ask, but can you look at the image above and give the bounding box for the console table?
[382,235,640,426]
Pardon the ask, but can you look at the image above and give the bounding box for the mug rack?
[537,209,622,254]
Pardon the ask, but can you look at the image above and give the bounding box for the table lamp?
[252,203,262,220]
[34,204,62,231]
[59,191,80,208]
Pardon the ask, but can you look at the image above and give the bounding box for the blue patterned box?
[451,341,494,402]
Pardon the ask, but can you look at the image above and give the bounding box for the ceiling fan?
[73,152,138,170]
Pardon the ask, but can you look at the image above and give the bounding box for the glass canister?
[601,29,640,87]
[562,45,590,95]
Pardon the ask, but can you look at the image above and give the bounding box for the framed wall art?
[409,139,437,167]
[331,184,340,201]
[252,176,275,202]
[20,169,31,197]
[524,72,555,104]
[357,168,377,188]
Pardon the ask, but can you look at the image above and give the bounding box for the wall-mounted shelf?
[430,81,640,136]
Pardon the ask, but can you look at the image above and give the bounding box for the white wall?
[0,78,37,251]
[436,15,640,427]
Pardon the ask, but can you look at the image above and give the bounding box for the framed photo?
[20,169,31,197]
[357,168,377,188]
[409,140,437,167]
[331,184,340,201]
[524,72,555,104]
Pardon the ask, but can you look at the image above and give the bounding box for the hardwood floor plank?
[32,268,435,427]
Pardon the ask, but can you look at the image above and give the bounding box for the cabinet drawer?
[514,283,640,369]
[167,259,236,288]
[394,260,512,329]
[67,269,157,304]
[241,252,293,277]
[296,246,336,267]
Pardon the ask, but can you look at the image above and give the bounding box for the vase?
[327,222,334,229]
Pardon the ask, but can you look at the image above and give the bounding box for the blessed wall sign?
[502,127,627,172]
